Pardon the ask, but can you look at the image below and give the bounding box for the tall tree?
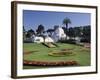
[28,29,35,34]
[36,24,44,35]
[82,25,91,42]
[63,17,71,39]
[63,17,71,30]
[26,29,35,38]
[47,29,54,36]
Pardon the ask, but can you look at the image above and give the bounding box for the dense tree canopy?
[36,24,45,35]
[26,29,35,38]
[47,29,54,36]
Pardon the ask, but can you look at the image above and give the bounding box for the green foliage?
[46,29,54,36]
[68,27,75,37]
[74,27,82,37]
[67,25,91,42]
[58,39,76,44]
[26,29,35,38]
[63,17,71,31]
[82,25,91,42]
[63,17,71,25]
[36,24,45,35]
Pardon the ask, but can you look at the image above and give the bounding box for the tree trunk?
[66,24,68,30]
[66,24,68,39]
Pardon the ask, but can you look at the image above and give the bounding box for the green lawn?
[23,43,90,69]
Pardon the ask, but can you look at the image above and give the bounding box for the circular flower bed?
[48,51,73,57]
[24,60,78,66]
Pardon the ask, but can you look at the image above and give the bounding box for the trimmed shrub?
[58,39,76,44]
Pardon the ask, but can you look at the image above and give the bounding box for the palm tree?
[63,17,71,39]
[63,17,71,30]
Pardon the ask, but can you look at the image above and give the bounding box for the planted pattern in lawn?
[23,43,90,69]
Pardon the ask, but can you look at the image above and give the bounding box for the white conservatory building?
[51,27,66,42]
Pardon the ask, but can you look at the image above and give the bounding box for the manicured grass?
[23,43,90,69]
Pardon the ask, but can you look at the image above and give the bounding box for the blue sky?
[23,10,91,31]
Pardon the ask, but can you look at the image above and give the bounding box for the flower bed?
[24,60,78,66]
[24,50,38,55]
[48,50,74,57]
[61,48,73,51]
